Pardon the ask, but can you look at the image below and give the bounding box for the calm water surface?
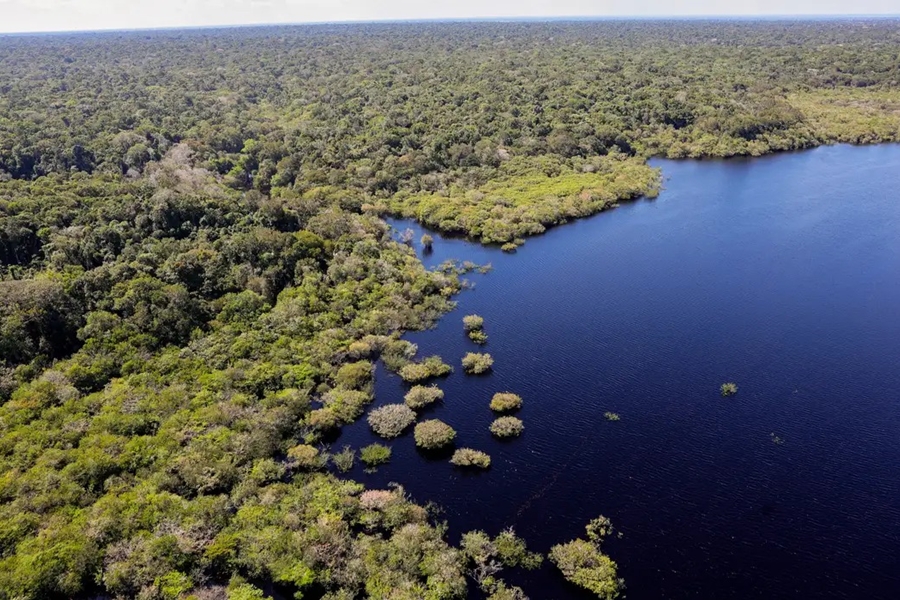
[339,144,900,599]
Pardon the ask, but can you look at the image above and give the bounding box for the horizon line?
[2,13,900,37]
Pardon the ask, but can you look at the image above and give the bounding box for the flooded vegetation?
[1,16,900,600]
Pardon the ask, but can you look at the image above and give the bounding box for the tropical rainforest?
[1,18,899,600]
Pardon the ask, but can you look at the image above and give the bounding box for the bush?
[421,234,434,250]
[404,385,444,410]
[450,448,491,468]
[334,360,373,389]
[307,407,340,432]
[331,445,355,473]
[468,330,488,345]
[604,412,621,421]
[463,314,485,332]
[462,528,542,595]
[493,528,543,569]
[414,419,457,449]
[490,416,524,438]
[360,443,392,467]
[398,363,431,383]
[462,352,494,374]
[382,338,418,372]
[721,382,738,397]
[287,444,324,470]
[501,243,518,253]
[322,388,372,423]
[549,540,620,599]
[347,340,374,359]
[549,515,621,599]
[399,355,453,383]
[464,315,488,344]
[368,404,417,438]
[490,392,522,412]
[586,516,614,543]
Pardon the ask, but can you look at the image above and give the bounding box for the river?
[339,144,900,599]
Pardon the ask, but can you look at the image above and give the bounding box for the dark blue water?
[338,144,900,599]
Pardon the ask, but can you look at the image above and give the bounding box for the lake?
[338,144,900,599]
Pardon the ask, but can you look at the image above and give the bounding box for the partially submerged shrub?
[399,362,435,383]
[307,407,340,432]
[490,392,522,412]
[360,443,392,467]
[381,338,418,372]
[721,382,738,397]
[404,385,444,410]
[288,444,324,470]
[331,445,355,473]
[334,360,373,389]
[414,419,457,449]
[463,315,488,343]
[323,388,372,423]
[451,448,491,468]
[421,234,434,250]
[490,416,524,438]
[468,330,488,344]
[463,314,485,332]
[462,528,542,596]
[422,355,453,376]
[501,243,518,253]
[549,515,621,599]
[368,404,417,438]
[493,528,543,569]
[586,516,614,543]
[399,355,453,383]
[462,352,494,374]
[604,412,621,421]
[549,540,620,599]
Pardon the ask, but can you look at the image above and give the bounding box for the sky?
[0,0,897,34]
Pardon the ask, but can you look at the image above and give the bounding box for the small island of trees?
[451,448,492,468]
[404,384,445,409]
[463,314,488,344]
[491,416,525,438]
[462,352,495,374]
[491,392,524,412]
[414,419,458,450]
[368,404,417,438]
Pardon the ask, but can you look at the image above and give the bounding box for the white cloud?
[0,0,897,33]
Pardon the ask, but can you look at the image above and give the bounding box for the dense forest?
[1,19,899,600]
